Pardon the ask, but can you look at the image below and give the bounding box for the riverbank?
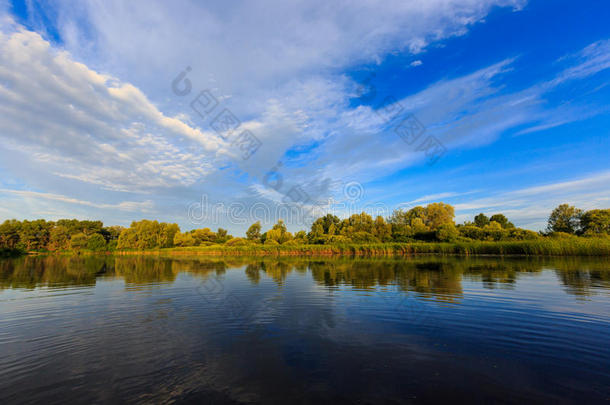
[11,238,610,257]
[110,238,610,256]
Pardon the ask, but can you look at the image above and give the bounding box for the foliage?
[436,223,459,242]
[246,221,262,242]
[489,214,514,229]
[163,238,610,256]
[225,237,250,246]
[117,220,180,250]
[474,213,490,228]
[70,233,88,250]
[0,203,608,255]
[547,204,583,234]
[265,220,293,244]
[580,209,610,236]
[174,232,196,247]
[264,239,280,245]
[86,233,107,251]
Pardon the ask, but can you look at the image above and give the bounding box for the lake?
[0,255,609,404]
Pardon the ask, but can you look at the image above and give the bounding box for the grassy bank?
[7,238,610,258]
[111,238,610,257]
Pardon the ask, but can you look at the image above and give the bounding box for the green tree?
[272,219,287,233]
[191,228,216,245]
[49,225,70,251]
[215,228,231,243]
[411,217,429,234]
[18,219,51,251]
[373,216,392,242]
[489,214,514,229]
[308,222,325,244]
[346,212,374,234]
[246,221,262,242]
[580,209,610,236]
[173,232,196,247]
[436,223,459,242]
[86,233,107,251]
[0,219,21,248]
[116,220,180,249]
[70,233,88,250]
[311,214,340,235]
[474,213,490,228]
[267,220,293,244]
[293,230,308,244]
[159,223,180,248]
[424,203,455,229]
[101,225,124,242]
[547,204,583,234]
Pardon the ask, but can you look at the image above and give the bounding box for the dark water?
[0,255,609,404]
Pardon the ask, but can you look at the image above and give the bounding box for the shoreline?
[12,239,610,257]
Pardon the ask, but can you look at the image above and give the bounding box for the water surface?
[1,255,609,404]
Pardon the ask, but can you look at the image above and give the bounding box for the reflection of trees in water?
[114,257,177,285]
[0,255,608,297]
[0,255,113,289]
[550,258,610,297]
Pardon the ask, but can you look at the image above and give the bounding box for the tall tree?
[580,209,610,235]
[547,204,583,234]
[0,219,21,248]
[489,214,514,229]
[474,213,490,228]
[246,222,262,242]
[424,203,455,229]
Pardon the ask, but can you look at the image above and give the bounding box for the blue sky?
[0,0,609,232]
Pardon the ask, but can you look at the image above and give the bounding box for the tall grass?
[113,238,610,257]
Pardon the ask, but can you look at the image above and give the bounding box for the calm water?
[0,255,609,404]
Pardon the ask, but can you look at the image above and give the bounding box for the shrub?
[174,232,196,247]
[281,239,300,246]
[264,239,280,246]
[327,235,353,244]
[436,224,459,242]
[350,232,380,243]
[70,233,88,250]
[224,237,250,246]
[86,233,107,251]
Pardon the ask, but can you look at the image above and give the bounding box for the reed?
[117,238,610,257]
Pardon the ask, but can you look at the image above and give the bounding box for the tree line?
[0,203,608,252]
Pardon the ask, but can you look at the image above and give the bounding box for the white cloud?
[0,28,232,194]
[0,189,154,211]
[1,1,608,233]
[552,39,610,85]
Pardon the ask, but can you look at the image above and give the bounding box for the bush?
[264,239,280,246]
[436,224,459,242]
[86,233,107,251]
[459,226,484,240]
[224,237,250,246]
[327,235,353,244]
[70,233,88,250]
[281,239,301,246]
[350,232,380,243]
[507,229,540,240]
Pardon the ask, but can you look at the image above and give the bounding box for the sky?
[0,0,609,233]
